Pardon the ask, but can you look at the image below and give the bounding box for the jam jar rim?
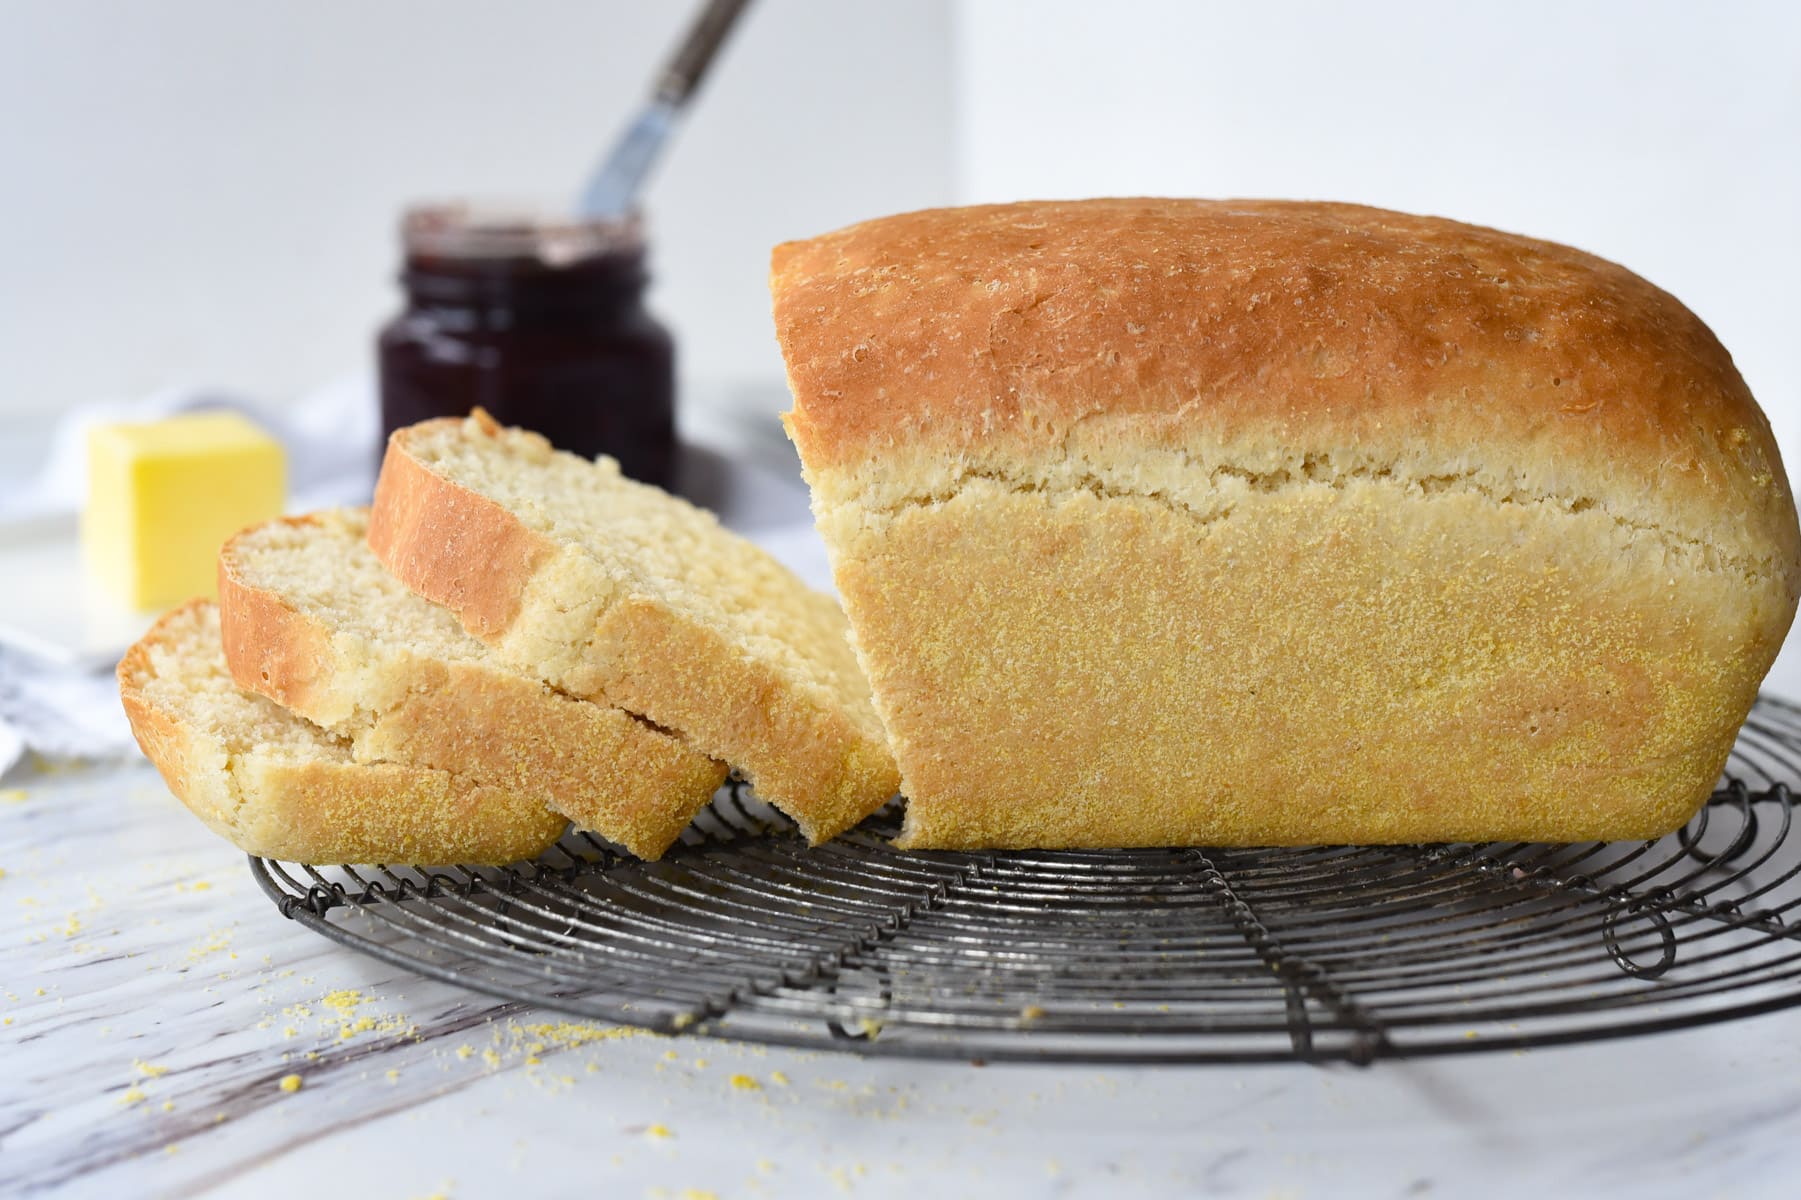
[400,202,644,267]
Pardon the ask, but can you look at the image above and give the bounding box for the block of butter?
[82,412,286,610]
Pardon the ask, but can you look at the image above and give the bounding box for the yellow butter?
[82,412,286,610]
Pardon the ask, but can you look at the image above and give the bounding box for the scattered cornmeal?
[728,1073,761,1091]
[277,1074,303,1093]
[644,1123,674,1140]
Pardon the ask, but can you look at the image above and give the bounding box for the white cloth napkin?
[0,379,823,779]
[0,377,382,778]
[0,374,381,525]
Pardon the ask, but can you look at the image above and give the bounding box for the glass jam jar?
[378,204,676,488]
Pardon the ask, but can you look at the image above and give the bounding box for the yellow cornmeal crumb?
[455,1044,474,1060]
[679,1191,719,1200]
[120,1086,147,1106]
[161,1101,174,1112]
[186,929,232,962]
[0,789,26,803]
[385,1069,400,1083]
[664,1049,679,1061]
[524,1056,542,1066]
[281,1026,298,1039]
[278,1074,303,1093]
[321,989,365,1016]
[517,1021,646,1050]
[481,1049,501,1069]
[1020,1004,1046,1021]
[59,914,82,938]
[692,1058,709,1070]
[769,1071,790,1087]
[644,1123,674,1139]
[133,1059,169,1078]
[728,1074,761,1091]
[0,868,8,879]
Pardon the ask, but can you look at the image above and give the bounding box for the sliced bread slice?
[368,410,898,843]
[118,601,568,865]
[216,509,726,861]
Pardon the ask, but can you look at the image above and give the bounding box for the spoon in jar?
[579,0,754,218]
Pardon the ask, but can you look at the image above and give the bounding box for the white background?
[0,0,957,418]
[2,0,1798,679]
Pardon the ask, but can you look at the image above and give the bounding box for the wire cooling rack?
[251,696,1801,1064]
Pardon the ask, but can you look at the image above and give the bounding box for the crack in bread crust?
[858,451,1778,583]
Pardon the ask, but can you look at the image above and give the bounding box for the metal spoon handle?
[655,0,752,105]
[580,0,753,217]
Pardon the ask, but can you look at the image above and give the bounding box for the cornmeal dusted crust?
[119,601,567,865]
[368,413,899,843]
[216,511,725,860]
[771,198,1801,848]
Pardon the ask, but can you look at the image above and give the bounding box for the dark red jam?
[378,204,676,488]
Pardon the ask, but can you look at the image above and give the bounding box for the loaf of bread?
[216,509,726,860]
[368,411,899,843]
[771,198,1801,848]
[119,601,568,864]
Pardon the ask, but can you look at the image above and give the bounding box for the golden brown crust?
[370,416,900,843]
[369,423,550,643]
[216,536,336,718]
[771,199,1801,848]
[218,514,725,860]
[773,199,1799,580]
[119,602,567,865]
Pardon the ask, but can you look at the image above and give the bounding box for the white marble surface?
[4,759,1801,1199]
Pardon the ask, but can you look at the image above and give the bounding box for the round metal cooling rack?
[251,696,1801,1065]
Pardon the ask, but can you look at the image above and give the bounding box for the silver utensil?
[579,0,753,218]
